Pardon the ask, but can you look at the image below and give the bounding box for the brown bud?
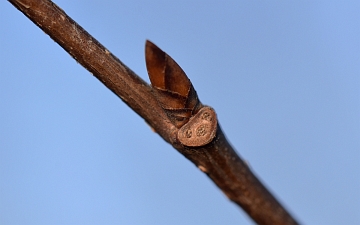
[145,40,202,128]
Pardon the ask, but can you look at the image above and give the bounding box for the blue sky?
[1,1,359,224]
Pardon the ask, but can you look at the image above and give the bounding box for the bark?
[8,0,300,224]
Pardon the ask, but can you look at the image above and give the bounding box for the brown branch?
[8,0,300,224]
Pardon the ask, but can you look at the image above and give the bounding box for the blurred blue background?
[1,1,359,224]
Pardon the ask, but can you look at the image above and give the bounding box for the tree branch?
[8,0,299,224]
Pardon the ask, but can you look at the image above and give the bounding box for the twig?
[8,0,299,224]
